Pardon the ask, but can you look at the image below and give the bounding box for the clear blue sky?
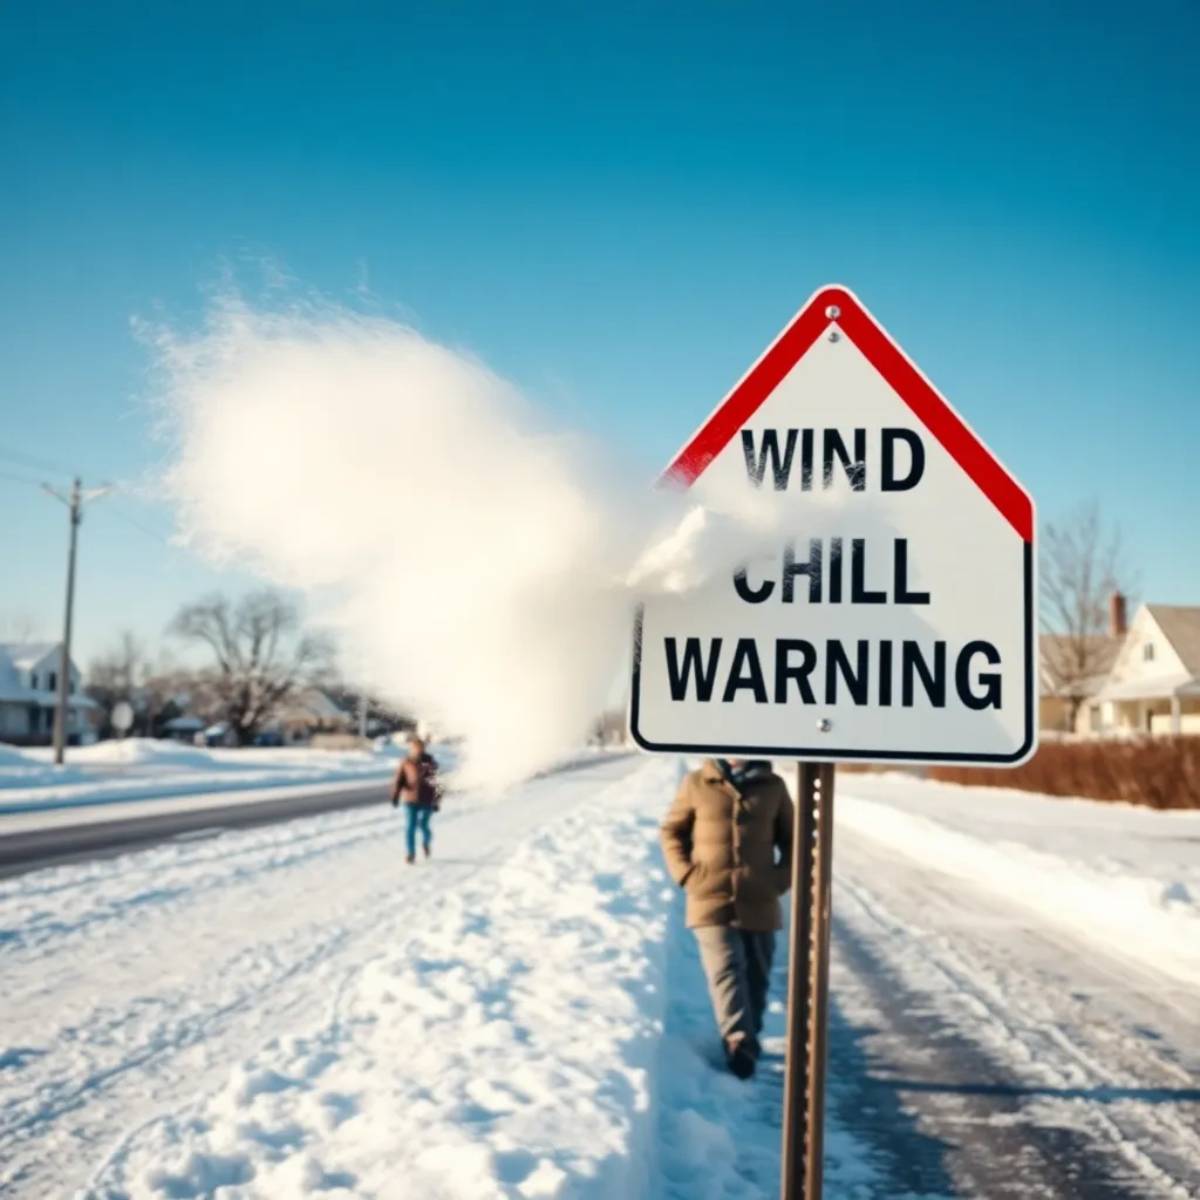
[2,1,1197,664]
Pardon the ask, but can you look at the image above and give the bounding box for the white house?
[0,642,97,745]
[1090,605,1200,736]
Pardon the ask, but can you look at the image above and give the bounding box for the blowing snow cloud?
[153,297,720,784]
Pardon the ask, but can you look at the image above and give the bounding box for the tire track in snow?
[831,835,1200,1199]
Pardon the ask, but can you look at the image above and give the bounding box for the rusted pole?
[780,762,836,1200]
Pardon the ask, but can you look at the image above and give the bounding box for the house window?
[48,671,57,692]
[30,672,38,690]
[1143,642,1155,663]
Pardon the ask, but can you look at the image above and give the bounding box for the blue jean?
[405,804,433,857]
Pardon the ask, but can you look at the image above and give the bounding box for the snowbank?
[0,744,35,768]
[0,739,403,813]
[85,757,681,1199]
[60,739,227,769]
[839,773,1200,989]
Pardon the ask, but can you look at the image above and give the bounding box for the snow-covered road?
[831,831,1200,1199]
[1,755,1197,1199]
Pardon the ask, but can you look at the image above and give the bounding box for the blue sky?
[2,1,1197,664]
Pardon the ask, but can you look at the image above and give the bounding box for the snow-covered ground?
[829,771,1200,1199]
[836,771,1200,988]
[0,740,404,815]
[1,756,1197,1198]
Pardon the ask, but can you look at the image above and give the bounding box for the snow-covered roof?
[276,689,352,723]
[1147,605,1200,678]
[162,715,205,732]
[1095,672,1200,702]
[0,643,91,706]
[0,641,59,670]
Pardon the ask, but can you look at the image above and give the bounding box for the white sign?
[630,285,1036,765]
[111,700,135,734]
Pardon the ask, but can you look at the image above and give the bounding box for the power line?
[0,468,44,488]
[103,502,178,548]
[0,442,76,477]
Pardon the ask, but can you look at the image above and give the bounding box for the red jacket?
[391,753,440,807]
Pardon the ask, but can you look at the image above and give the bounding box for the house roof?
[1096,673,1200,702]
[0,642,91,707]
[276,688,352,724]
[0,642,59,670]
[1147,605,1200,677]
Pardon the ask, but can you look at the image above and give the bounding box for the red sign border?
[660,284,1033,543]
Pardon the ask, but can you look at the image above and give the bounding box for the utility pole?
[42,477,110,765]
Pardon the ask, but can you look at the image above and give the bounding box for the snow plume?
[151,296,821,784]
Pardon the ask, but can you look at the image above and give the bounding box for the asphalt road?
[0,781,390,879]
[829,830,1200,1199]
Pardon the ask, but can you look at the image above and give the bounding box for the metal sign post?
[781,762,835,1200]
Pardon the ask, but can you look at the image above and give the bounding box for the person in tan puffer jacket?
[660,758,794,1078]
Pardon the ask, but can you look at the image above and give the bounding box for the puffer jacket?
[391,753,441,808]
[659,759,794,931]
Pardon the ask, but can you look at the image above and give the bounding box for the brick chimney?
[1109,591,1128,637]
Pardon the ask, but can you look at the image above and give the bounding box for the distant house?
[0,642,98,745]
[161,715,205,743]
[1038,593,1126,736]
[1091,605,1200,736]
[271,688,354,744]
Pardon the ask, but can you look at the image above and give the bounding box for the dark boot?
[725,1034,758,1080]
[406,853,415,865]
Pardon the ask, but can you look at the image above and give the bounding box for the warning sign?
[630,285,1036,764]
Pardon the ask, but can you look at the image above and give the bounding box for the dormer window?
[30,672,38,690]
[1143,642,1155,663]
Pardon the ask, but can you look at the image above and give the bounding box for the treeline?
[929,737,1200,810]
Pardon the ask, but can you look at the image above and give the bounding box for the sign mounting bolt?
[824,305,841,319]
[828,330,841,343]
[817,717,833,733]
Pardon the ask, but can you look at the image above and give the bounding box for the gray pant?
[694,926,776,1046]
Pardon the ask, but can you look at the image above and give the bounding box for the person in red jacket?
[390,735,441,864]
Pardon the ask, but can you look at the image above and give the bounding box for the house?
[0,642,98,745]
[1038,593,1126,736]
[161,715,205,743]
[271,688,355,744]
[1091,605,1200,736]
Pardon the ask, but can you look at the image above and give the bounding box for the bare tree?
[1040,502,1135,728]
[169,590,333,745]
[86,632,147,736]
[0,611,42,644]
